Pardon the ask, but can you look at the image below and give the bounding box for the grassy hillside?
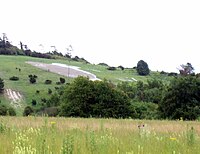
[0,55,171,115]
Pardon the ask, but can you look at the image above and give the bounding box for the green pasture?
[0,117,199,154]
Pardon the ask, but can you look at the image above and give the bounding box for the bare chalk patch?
[5,89,23,108]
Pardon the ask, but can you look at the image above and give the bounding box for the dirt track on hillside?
[26,61,99,80]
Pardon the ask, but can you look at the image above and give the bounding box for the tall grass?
[0,116,199,154]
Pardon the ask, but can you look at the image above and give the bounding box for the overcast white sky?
[1,0,200,72]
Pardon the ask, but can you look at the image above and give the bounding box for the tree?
[136,60,150,76]
[0,78,4,93]
[179,63,194,76]
[59,76,132,118]
[159,76,200,120]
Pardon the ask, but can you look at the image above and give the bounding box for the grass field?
[0,55,171,115]
[0,116,199,154]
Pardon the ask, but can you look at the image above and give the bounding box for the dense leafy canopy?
[159,76,200,120]
[136,60,150,76]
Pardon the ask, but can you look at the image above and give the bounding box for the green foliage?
[9,76,19,81]
[136,60,150,76]
[23,106,34,116]
[45,80,52,84]
[59,77,131,118]
[7,107,16,116]
[159,76,200,120]
[131,102,158,119]
[0,105,16,116]
[0,105,7,115]
[59,77,65,84]
[0,78,4,93]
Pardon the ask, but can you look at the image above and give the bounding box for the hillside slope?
[0,55,171,114]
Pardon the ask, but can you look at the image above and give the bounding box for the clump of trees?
[159,76,200,120]
[136,60,150,76]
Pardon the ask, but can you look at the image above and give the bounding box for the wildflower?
[170,137,177,141]
[51,121,56,125]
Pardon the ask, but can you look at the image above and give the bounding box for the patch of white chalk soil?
[5,89,23,108]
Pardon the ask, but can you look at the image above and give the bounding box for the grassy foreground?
[0,117,199,154]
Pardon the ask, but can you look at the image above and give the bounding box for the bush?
[0,105,7,115]
[31,99,37,106]
[48,88,52,94]
[45,80,52,84]
[107,67,116,71]
[136,60,150,76]
[9,76,19,81]
[23,106,34,116]
[131,102,159,119]
[0,78,4,93]
[7,107,16,116]
[29,77,36,84]
[60,77,65,84]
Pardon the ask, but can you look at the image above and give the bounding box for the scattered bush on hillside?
[31,99,37,106]
[36,90,40,94]
[136,60,150,76]
[7,107,16,116]
[0,78,4,93]
[48,88,52,94]
[118,65,124,70]
[0,105,16,116]
[98,63,109,67]
[23,106,34,116]
[107,67,116,71]
[45,80,52,84]
[60,77,65,84]
[0,105,7,115]
[28,74,37,84]
[9,76,19,81]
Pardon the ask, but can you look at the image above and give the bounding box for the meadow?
[0,116,199,154]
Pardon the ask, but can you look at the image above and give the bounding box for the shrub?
[107,67,116,71]
[29,77,36,84]
[0,105,7,115]
[118,65,124,70]
[23,106,34,116]
[36,90,40,94]
[9,76,19,81]
[0,78,4,93]
[48,88,52,94]
[45,80,52,84]
[131,102,159,119]
[7,107,16,116]
[31,99,37,106]
[60,77,65,84]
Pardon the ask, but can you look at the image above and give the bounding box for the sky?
[1,0,200,73]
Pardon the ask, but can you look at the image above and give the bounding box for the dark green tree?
[59,76,131,118]
[136,60,150,76]
[159,76,200,120]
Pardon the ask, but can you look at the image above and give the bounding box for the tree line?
[21,74,200,120]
